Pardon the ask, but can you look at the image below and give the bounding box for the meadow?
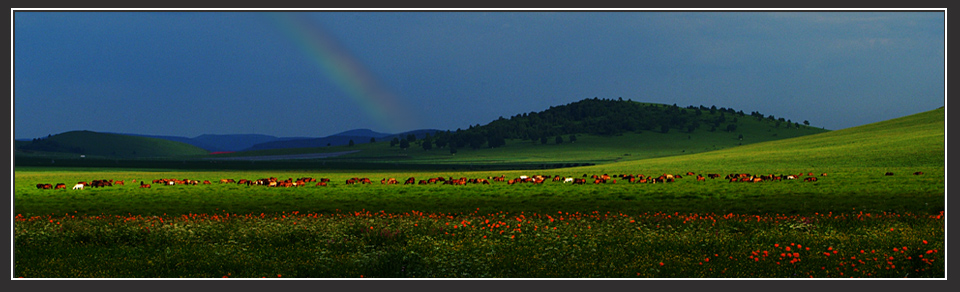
[12,107,945,278]
[13,163,944,278]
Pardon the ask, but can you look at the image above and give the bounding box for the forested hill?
[427,97,826,150]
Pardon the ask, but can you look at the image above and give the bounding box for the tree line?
[386,97,809,152]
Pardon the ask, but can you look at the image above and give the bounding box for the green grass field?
[12,107,945,278]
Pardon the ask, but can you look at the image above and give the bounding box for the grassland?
[12,107,945,278]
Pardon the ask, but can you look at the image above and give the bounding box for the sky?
[12,9,946,140]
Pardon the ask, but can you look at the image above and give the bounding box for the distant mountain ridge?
[107,129,440,152]
[244,129,440,151]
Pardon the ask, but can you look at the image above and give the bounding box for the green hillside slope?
[218,99,830,167]
[16,130,209,158]
[583,107,944,174]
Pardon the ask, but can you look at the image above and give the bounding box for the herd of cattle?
[31,171,926,190]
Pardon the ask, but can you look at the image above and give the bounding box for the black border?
[8,5,951,292]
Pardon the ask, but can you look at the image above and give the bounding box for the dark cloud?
[14,10,944,139]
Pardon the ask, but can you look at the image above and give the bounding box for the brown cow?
[885,172,895,176]
[55,183,67,189]
[140,181,151,188]
[804,177,818,182]
[914,171,924,175]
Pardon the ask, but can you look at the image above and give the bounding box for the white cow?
[72,184,84,190]
[564,177,574,183]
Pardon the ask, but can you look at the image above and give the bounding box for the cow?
[55,183,67,189]
[140,181,151,188]
[315,182,327,187]
[73,184,84,190]
[914,171,924,175]
[405,177,416,185]
[696,175,705,182]
[564,177,575,183]
[114,180,124,185]
[885,172,895,176]
[804,177,818,182]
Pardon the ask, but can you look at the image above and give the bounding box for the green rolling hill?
[213,99,830,166]
[15,101,942,174]
[575,106,945,174]
[15,130,209,158]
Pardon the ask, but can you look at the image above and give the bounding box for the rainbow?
[269,12,418,133]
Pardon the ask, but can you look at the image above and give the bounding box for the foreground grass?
[14,210,943,278]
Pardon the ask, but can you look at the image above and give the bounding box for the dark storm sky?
[13,10,945,139]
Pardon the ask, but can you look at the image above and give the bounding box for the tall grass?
[14,210,944,278]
